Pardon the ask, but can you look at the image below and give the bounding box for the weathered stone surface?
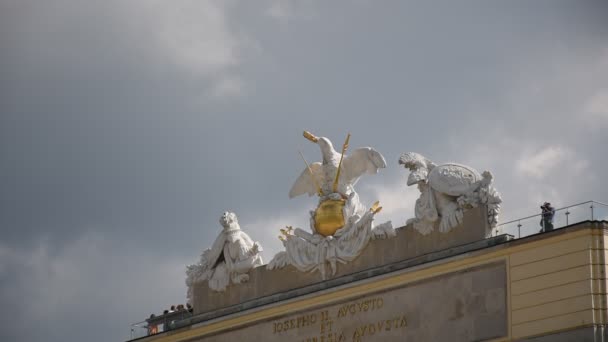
[193,206,492,315]
[194,262,507,342]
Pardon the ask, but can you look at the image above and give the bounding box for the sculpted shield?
[428,163,481,196]
[399,152,502,235]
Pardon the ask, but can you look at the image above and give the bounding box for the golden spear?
[333,133,351,194]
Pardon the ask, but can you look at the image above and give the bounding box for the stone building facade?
[130,207,608,342]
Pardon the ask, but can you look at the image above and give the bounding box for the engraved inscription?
[197,262,507,342]
[352,315,407,342]
[337,298,383,317]
[271,296,406,342]
[273,313,317,333]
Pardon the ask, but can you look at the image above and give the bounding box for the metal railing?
[130,321,149,340]
[130,310,193,340]
[496,200,608,239]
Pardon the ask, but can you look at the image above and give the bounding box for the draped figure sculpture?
[268,131,395,279]
[186,212,263,301]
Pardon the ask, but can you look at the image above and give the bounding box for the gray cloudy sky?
[1,1,608,341]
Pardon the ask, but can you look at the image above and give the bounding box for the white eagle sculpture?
[185,212,263,300]
[268,132,395,279]
[399,152,502,236]
[289,132,387,200]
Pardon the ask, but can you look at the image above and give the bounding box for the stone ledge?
[185,232,511,328]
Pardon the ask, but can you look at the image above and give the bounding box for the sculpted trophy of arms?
[398,152,502,236]
[268,131,395,279]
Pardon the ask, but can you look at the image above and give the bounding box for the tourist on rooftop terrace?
[540,202,555,232]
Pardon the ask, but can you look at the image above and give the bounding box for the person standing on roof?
[540,202,555,232]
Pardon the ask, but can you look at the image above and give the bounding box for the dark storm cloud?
[1,1,608,341]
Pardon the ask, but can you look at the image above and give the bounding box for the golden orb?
[314,199,346,237]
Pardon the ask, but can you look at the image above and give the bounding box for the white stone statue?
[185,212,263,301]
[398,152,502,236]
[289,132,387,203]
[268,131,395,279]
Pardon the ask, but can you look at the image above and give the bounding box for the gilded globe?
[314,199,346,237]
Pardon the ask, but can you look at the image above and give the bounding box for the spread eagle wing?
[341,147,387,186]
[289,162,324,198]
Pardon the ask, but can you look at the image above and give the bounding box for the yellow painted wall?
[509,229,607,339]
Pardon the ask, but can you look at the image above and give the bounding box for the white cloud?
[141,0,240,76]
[267,0,292,22]
[585,88,608,120]
[515,146,570,179]
[451,133,595,226]
[6,0,251,99]
[362,178,418,229]
[210,75,245,98]
[0,233,189,341]
[246,211,307,261]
